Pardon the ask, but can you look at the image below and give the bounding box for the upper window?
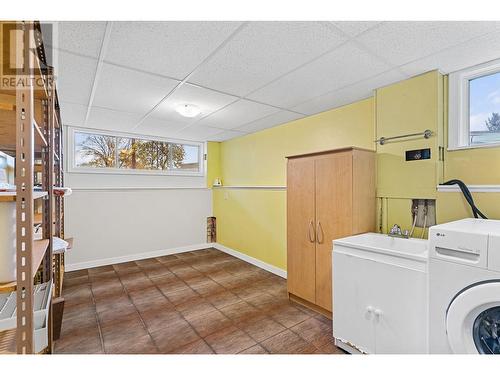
[70,128,203,175]
[449,59,500,150]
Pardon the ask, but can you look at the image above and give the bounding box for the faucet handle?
[390,224,402,235]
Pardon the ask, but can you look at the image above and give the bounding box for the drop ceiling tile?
[151,83,238,126]
[292,69,407,115]
[50,21,107,58]
[86,107,142,132]
[399,30,500,76]
[105,21,242,79]
[195,99,279,130]
[93,63,180,115]
[235,110,304,133]
[55,51,97,105]
[356,21,500,67]
[209,129,248,142]
[176,125,226,142]
[247,43,390,108]
[60,101,88,126]
[189,21,347,96]
[137,116,187,138]
[331,21,382,37]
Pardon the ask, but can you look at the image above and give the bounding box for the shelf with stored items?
[0,21,69,354]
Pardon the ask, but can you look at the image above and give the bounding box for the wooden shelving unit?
[0,240,50,293]
[0,21,67,355]
[0,191,48,202]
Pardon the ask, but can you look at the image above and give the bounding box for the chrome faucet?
[388,224,410,239]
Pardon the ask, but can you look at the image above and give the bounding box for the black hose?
[440,179,488,219]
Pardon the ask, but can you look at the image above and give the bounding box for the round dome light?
[176,104,201,118]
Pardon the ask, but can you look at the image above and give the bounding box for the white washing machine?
[428,219,500,354]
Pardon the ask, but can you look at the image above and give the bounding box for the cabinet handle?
[308,220,315,243]
[316,221,323,244]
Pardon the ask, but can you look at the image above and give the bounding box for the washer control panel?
[429,227,488,268]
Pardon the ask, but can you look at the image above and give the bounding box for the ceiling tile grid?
[50,21,107,58]
[194,99,281,130]
[86,106,143,132]
[235,110,304,133]
[104,21,243,80]
[399,29,500,77]
[48,21,500,142]
[150,83,239,126]
[58,101,89,127]
[209,129,248,142]
[176,125,229,142]
[330,21,383,38]
[355,21,500,68]
[54,50,98,106]
[246,43,392,108]
[188,21,348,96]
[292,69,408,115]
[92,63,181,115]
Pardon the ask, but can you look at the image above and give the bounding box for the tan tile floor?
[55,248,345,354]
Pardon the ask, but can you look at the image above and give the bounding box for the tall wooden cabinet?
[286,147,375,314]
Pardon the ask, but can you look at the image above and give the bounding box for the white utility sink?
[333,232,428,261]
[332,232,429,354]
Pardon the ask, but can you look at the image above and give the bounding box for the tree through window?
[74,131,200,173]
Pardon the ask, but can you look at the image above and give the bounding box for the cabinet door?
[372,262,427,354]
[314,152,353,311]
[333,251,376,353]
[287,157,316,303]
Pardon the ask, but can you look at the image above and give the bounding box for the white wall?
[63,127,213,270]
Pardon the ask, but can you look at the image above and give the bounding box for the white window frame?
[449,58,500,150]
[66,126,205,177]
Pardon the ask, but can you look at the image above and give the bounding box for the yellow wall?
[206,141,221,188]
[376,71,444,199]
[220,98,375,186]
[211,70,500,271]
[213,98,375,270]
[437,74,500,222]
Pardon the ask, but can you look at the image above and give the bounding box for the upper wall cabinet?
[376,71,444,199]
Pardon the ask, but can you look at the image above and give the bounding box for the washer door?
[446,282,500,354]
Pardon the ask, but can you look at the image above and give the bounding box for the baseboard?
[213,243,287,279]
[65,243,213,272]
[65,242,288,280]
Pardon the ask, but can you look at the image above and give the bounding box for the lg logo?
[436,233,446,237]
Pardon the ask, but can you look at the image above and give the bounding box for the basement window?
[69,128,203,175]
[449,59,500,150]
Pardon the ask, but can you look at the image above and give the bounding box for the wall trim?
[213,186,286,190]
[71,186,210,192]
[437,184,500,193]
[213,243,287,279]
[65,242,288,280]
[65,243,212,271]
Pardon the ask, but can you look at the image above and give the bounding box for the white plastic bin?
[0,282,53,352]
[0,201,16,283]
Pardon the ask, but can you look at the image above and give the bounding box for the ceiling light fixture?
[176,104,201,118]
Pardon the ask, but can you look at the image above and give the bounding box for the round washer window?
[473,306,500,354]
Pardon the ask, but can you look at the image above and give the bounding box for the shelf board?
[33,119,48,147]
[0,191,47,202]
[0,239,50,292]
[0,329,16,354]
